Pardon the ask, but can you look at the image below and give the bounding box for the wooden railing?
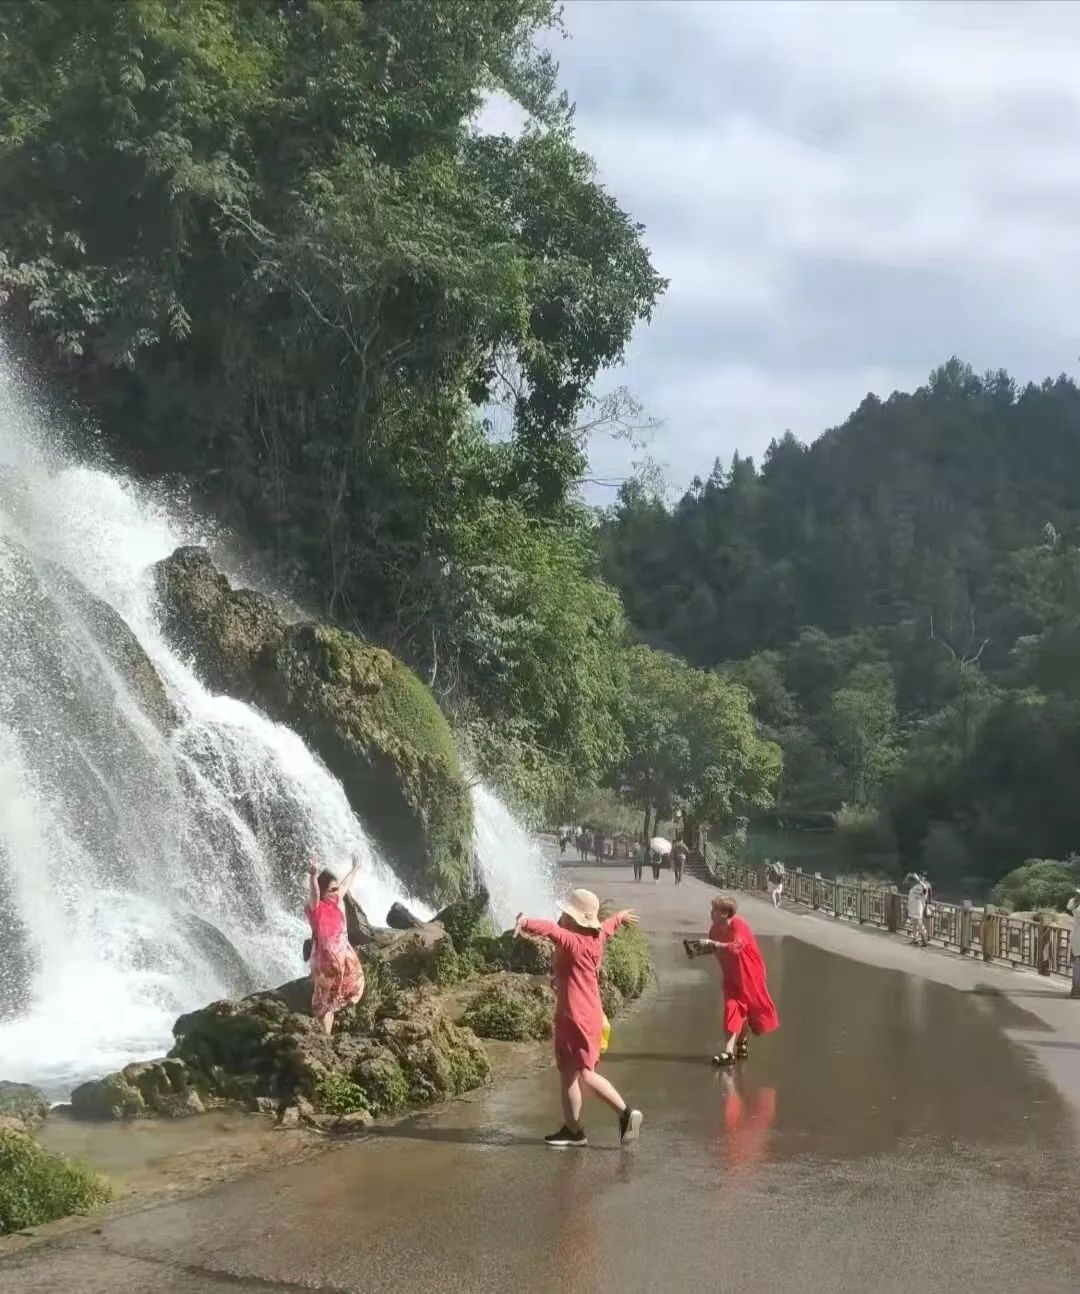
[706,860,1074,979]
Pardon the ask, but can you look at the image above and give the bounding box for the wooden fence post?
[982,905,996,962]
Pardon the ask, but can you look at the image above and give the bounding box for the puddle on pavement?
[601,935,1071,1166]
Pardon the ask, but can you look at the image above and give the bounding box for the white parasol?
[649,836,672,856]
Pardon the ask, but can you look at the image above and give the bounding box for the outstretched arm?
[515,914,576,950]
[306,859,320,912]
[601,909,639,938]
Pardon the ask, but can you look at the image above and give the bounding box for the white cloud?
[501,1,1080,496]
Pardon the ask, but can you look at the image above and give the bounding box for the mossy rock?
[474,930,554,976]
[0,1081,49,1133]
[70,1058,199,1121]
[153,548,473,903]
[463,977,555,1042]
[0,1129,112,1234]
[434,888,493,952]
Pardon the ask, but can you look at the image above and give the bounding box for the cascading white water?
[471,783,558,929]
[0,351,416,1096]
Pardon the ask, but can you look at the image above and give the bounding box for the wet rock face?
[152,547,473,904]
[0,1080,49,1133]
[163,978,490,1117]
[70,1059,200,1120]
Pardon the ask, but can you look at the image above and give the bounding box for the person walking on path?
[672,840,688,886]
[907,873,931,947]
[305,855,365,1034]
[632,840,644,883]
[1068,889,1080,998]
[516,889,643,1147]
[700,895,779,1066]
[766,860,785,908]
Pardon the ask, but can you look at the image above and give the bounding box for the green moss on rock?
[463,978,555,1041]
[152,548,473,903]
[0,1129,112,1234]
[0,1081,49,1133]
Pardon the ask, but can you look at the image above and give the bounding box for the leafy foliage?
[990,860,1079,915]
[613,644,781,840]
[0,0,663,818]
[463,979,554,1041]
[0,1130,112,1233]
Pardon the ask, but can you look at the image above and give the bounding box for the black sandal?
[735,1042,749,1060]
[712,1052,735,1066]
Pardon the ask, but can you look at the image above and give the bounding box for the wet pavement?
[4,869,1080,1292]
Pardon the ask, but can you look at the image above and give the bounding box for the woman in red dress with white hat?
[516,888,643,1148]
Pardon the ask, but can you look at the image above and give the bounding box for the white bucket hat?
[559,888,602,930]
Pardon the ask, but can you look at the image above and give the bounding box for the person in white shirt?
[908,875,930,947]
[766,861,785,909]
[1067,891,1080,998]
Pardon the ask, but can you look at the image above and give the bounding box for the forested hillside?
[602,361,1080,894]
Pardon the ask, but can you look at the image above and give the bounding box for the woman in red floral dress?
[305,856,365,1035]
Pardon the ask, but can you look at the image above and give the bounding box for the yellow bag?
[600,1012,611,1055]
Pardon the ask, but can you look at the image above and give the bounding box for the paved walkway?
[4,867,1079,1293]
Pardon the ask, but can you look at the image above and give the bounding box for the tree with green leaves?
[614,645,781,845]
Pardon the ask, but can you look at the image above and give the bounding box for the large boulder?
[70,1058,202,1120]
[0,1080,49,1133]
[153,547,472,904]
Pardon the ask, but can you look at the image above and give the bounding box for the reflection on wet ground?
[4,932,1079,1294]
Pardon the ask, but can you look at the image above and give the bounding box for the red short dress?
[521,914,625,1071]
[710,915,779,1036]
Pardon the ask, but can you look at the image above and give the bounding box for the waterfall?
[471,783,558,929]
[0,351,416,1097]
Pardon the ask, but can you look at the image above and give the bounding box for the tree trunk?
[642,803,652,843]
[683,815,701,853]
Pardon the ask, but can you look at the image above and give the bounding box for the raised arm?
[515,914,577,950]
[601,909,639,938]
[338,854,363,896]
[306,859,320,912]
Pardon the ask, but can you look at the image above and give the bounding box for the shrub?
[991,860,1079,914]
[350,1057,411,1115]
[463,981,553,1041]
[314,1073,369,1117]
[0,1130,112,1234]
[601,920,653,1004]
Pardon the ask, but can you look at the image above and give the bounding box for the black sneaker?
[545,1125,587,1148]
[618,1108,643,1144]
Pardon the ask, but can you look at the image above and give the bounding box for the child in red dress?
[702,895,779,1065]
[516,888,643,1147]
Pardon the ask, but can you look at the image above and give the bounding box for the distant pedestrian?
[577,830,589,863]
[700,895,779,1065]
[766,860,785,909]
[1068,890,1080,998]
[593,833,606,863]
[516,890,643,1147]
[672,840,688,885]
[632,841,644,883]
[908,874,930,947]
[650,849,662,882]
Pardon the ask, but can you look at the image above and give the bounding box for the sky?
[479,0,1080,499]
